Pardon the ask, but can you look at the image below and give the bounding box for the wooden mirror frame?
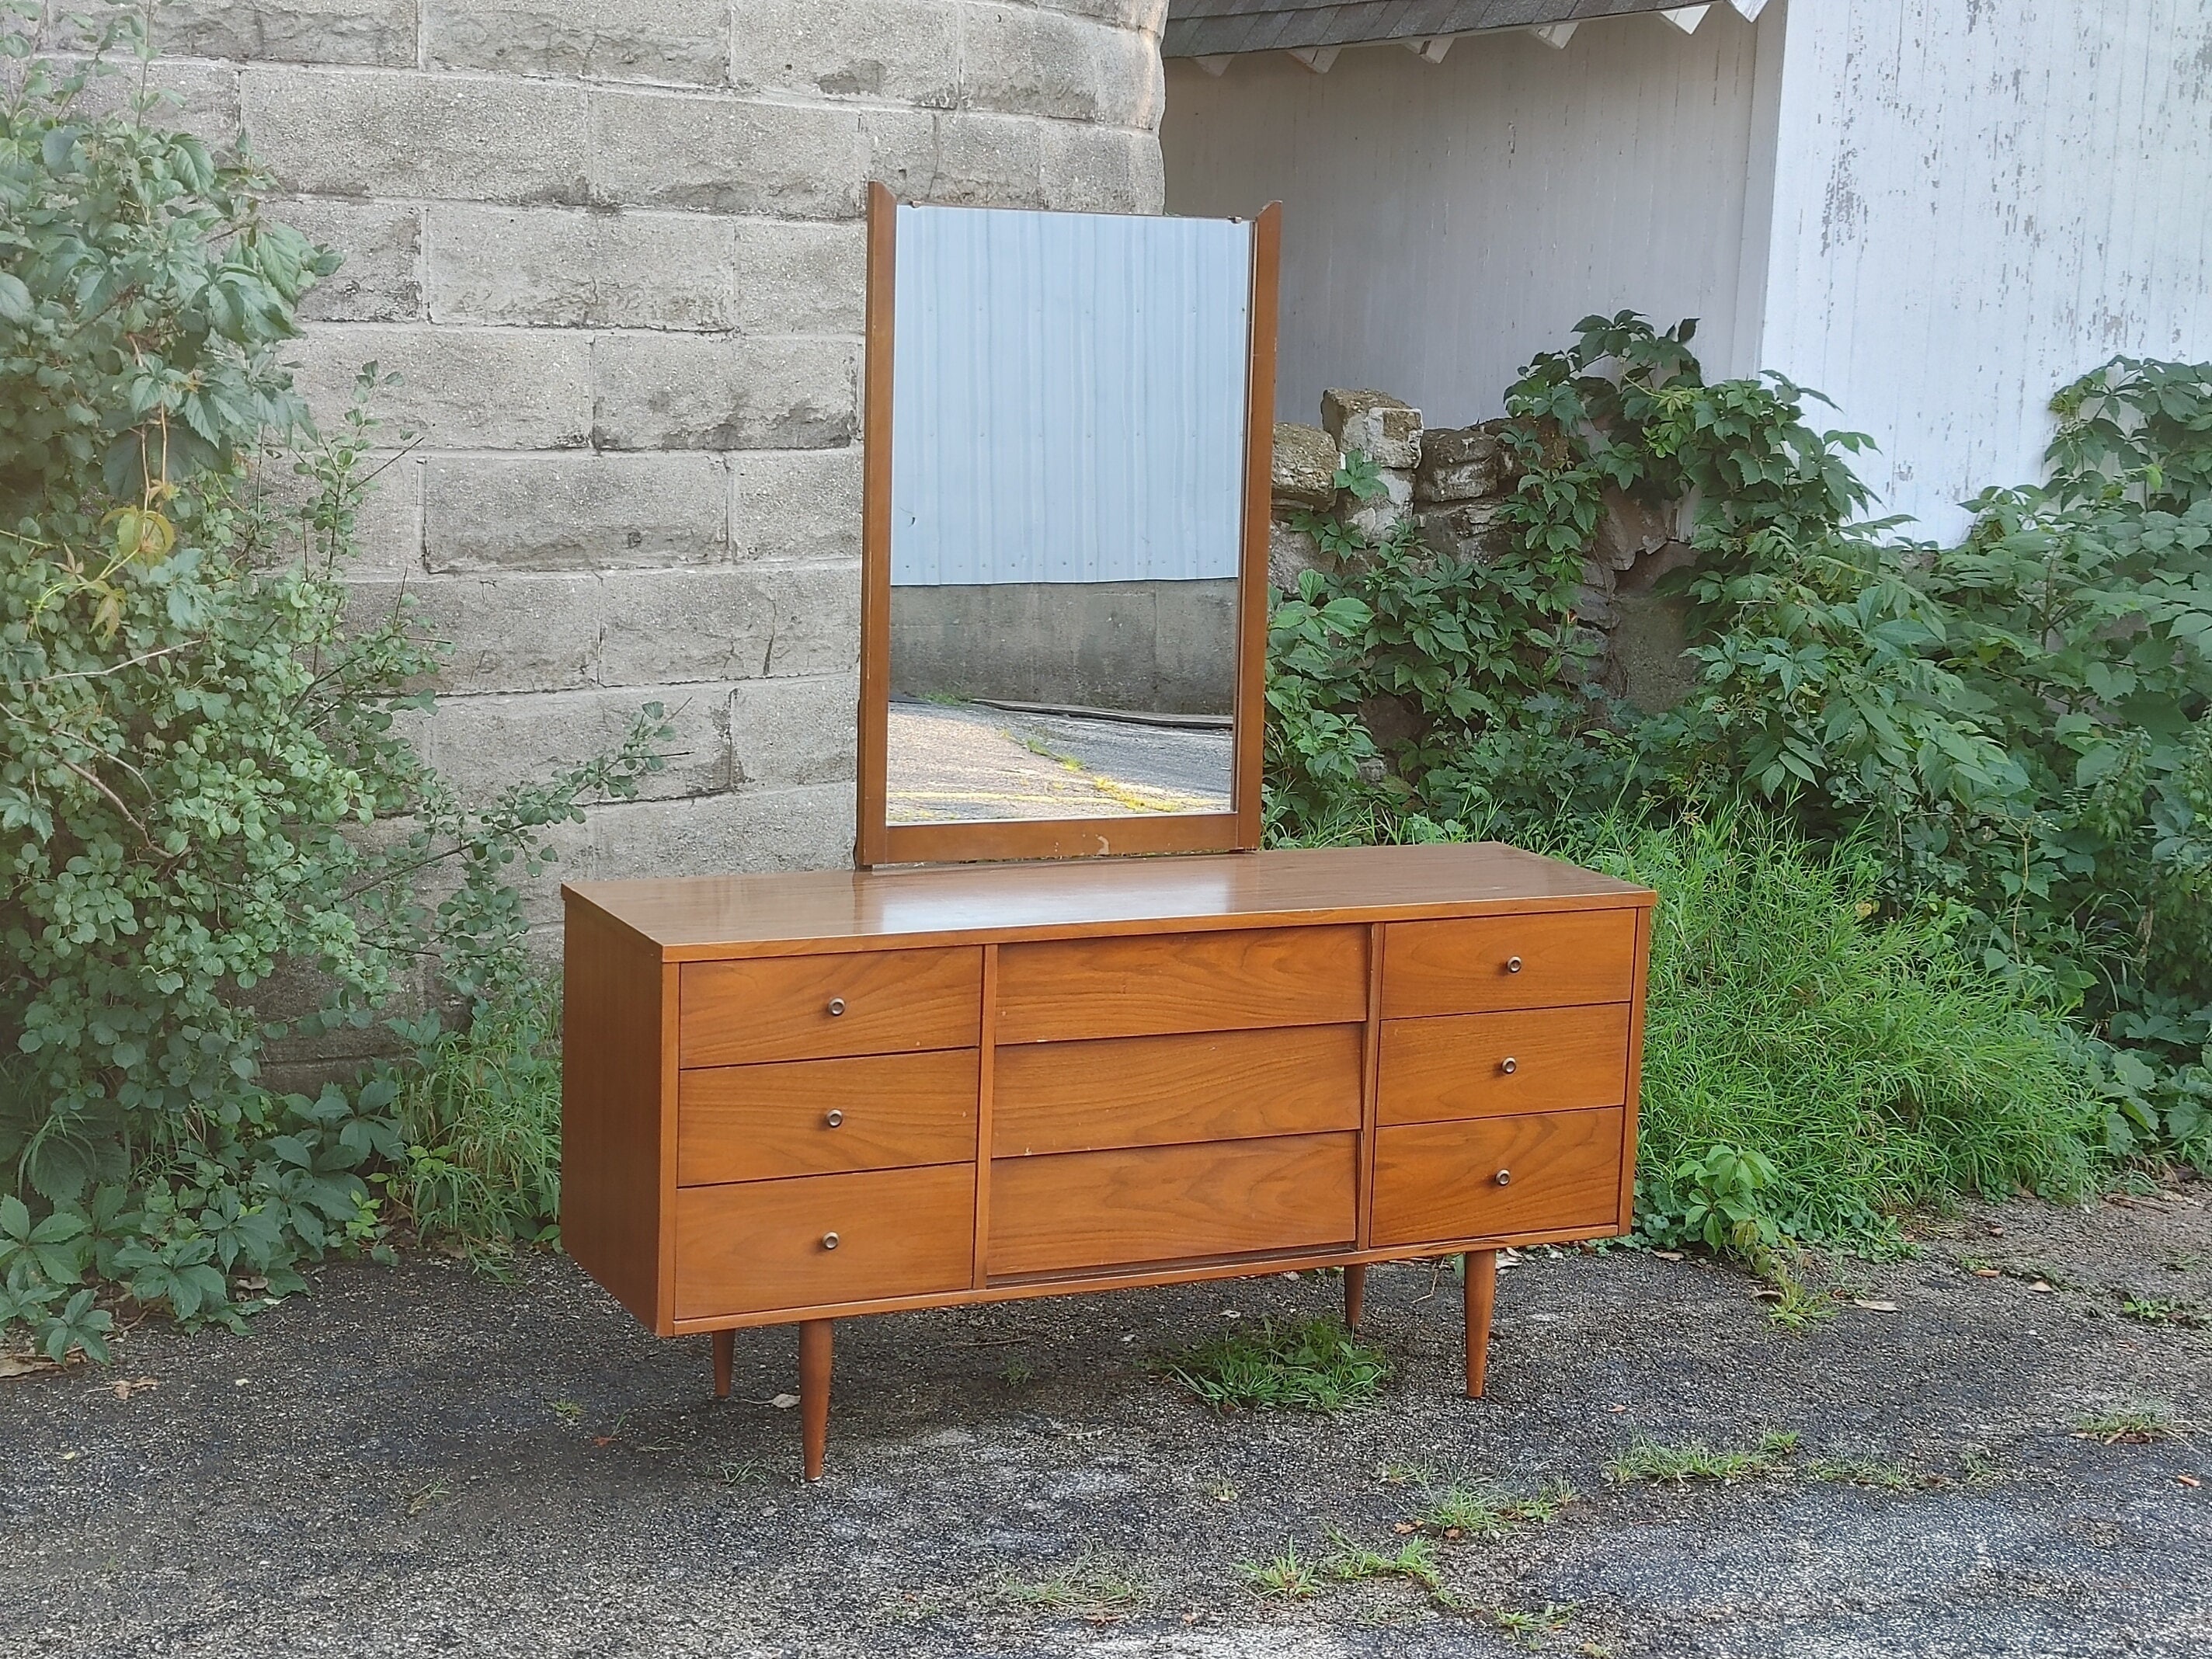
[854,183,1282,868]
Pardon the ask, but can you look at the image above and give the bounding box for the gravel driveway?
[3,1187,2208,1658]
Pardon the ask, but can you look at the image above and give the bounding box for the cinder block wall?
[137,0,1168,901]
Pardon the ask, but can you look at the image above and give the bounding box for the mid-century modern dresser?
[563,841,1654,1478]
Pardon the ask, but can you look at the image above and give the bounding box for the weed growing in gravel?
[1324,1532,1443,1592]
[1798,1456,1911,1490]
[1605,1431,1797,1484]
[1416,1479,1577,1541]
[1002,1558,1144,1619]
[2074,1403,2183,1444]
[1159,1316,1390,1412]
[1491,1601,1577,1647]
[1241,1543,1322,1598]
[2119,1295,2207,1328]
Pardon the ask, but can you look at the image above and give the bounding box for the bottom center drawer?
[989,1132,1358,1279]
[675,1164,974,1320]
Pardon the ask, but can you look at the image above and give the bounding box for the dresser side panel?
[562,896,671,1332]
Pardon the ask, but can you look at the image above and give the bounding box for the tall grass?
[390,976,563,1254]
[1561,813,2102,1249]
[1284,807,2105,1251]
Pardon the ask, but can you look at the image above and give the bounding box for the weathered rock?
[1416,424,1506,503]
[1320,388,1422,469]
[1267,516,1333,593]
[1612,592,1701,712]
[1271,423,1340,511]
[1345,467,1414,542]
[1415,499,1515,562]
[1595,484,1682,571]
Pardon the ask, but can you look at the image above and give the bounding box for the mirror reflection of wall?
[885,204,1252,826]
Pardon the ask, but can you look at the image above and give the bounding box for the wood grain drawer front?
[1371,1108,1625,1247]
[1379,1006,1631,1125]
[678,1051,977,1184]
[993,1026,1362,1157]
[989,1132,1358,1278]
[1382,909,1636,1017]
[995,927,1366,1045]
[674,1165,974,1320]
[679,947,981,1066]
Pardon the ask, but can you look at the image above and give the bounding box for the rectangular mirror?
[858,188,1279,866]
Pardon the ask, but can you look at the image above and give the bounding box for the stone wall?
[122,0,1169,911]
[1268,390,1696,712]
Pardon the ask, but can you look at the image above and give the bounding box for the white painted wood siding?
[1757,0,2212,541]
[1160,9,1779,430]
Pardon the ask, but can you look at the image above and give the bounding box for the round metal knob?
[820,1232,840,1250]
[1501,1057,1518,1075]
[824,1109,843,1128]
[826,997,846,1017]
[1494,1169,1512,1187]
[1506,956,1524,974]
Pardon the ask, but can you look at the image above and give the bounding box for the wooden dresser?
[562,841,1654,1478]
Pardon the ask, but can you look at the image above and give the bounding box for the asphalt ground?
[2,1186,2208,1658]
[886,702,1233,823]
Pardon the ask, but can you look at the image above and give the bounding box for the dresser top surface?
[565,843,1654,958]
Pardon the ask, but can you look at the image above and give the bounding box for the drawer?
[674,1164,974,1320]
[1371,1108,1625,1247]
[993,1026,1362,1157]
[1379,1005,1630,1125]
[989,1132,1357,1278]
[679,1051,978,1184]
[996,927,1365,1044]
[680,947,982,1066]
[1382,909,1635,1017]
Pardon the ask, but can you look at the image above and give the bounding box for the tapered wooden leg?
[1463,1249,1497,1399]
[1344,1264,1366,1331]
[711,1329,734,1400]
[798,1319,833,1481]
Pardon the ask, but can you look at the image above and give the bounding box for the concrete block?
[426,0,729,84]
[288,325,594,450]
[868,109,1045,207]
[727,673,860,788]
[73,59,240,151]
[583,783,856,880]
[400,684,732,803]
[731,0,958,108]
[1038,0,1170,30]
[1040,120,1165,213]
[348,573,603,694]
[733,219,866,336]
[590,90,864,219]
[964,5,1163,127]
[591,334,857,452]
[155,0,415,66]
[760,561,862,678]
[1322,389,1423,469]
[242,68,591,204]
[423,452,729,572]
[731,449,863,563]
[425,206,739,332]
[593,568,781,687]
[283,199,422,323]
[1271,423,1340,510]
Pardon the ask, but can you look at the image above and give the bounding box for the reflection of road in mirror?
[887,701,1232,823]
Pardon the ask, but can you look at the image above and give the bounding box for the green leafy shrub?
[0,17,663,1353]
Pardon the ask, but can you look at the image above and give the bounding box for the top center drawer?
[681,947,982,1066]
[996,926,1366,1044]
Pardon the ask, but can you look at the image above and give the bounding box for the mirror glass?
[885,204,1252,826]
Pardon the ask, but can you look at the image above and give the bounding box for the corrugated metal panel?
[1162,0,1685,58]
[889,205,1253,587]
